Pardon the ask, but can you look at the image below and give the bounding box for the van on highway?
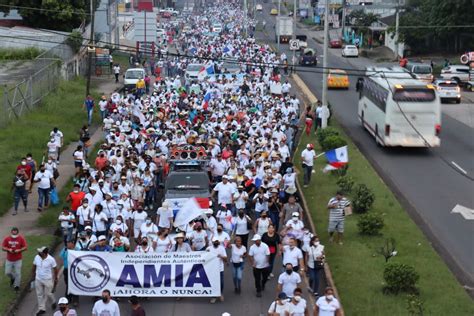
[406,62,434,83]
[123,68,145,90]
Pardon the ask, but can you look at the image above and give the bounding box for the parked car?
[299,48,317,66]
[440,65,470,83]
[327,69,349,89]
[405,62,434,82]
[342,45,359,57]
[329,38,342,48]
[433,79,461,103]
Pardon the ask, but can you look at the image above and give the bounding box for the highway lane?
[259,3,474,286]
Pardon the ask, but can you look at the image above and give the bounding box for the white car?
[342,45,358,57]
[433,79,461,103]
[212,23,223,33]
[256,4,263,11]
[440,65,470,83]
[185,63,205,82]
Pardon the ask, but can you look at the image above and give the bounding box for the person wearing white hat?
[172,233,192,252]
[53,297,77,316]
[285,212,305,231]
[301,143,316,187]
[248,234,270,297]
[207,237,227,303]
[156,201,174,230]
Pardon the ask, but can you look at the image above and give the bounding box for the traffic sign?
[289,39,300,50]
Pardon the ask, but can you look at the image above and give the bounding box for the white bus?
[357,67,441,147]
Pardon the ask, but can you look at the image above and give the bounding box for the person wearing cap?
[268,292,290,316]
[248,234,270,297]
[92,289,120,316]
[11,168,29,215]
[128,295,145,316]
[2,227,27,291]
[207,237,227,303]
[32,247,58,315]
[327,191,350,245]
[156,201,174,230]
[50,127,64,163]
[301,144,316,187]
[285,212,305,232]
[91,235,112,252]
[53,297,77,316]
[314,287,341,316]
[172,232,191,252]
[288,287,308,316]
[76,199,92,233]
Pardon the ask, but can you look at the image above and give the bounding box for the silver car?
[433,79,461,103]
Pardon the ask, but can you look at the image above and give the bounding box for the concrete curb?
[290,73,345,316]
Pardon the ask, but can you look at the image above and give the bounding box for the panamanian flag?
[198,62,215,80]
[323,146,348,172]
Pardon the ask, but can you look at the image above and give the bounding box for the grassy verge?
[0,79,99,216]
[294,121,474,315]
[0,235,57,314]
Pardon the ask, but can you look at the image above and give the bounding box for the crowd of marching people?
[3,2,344,316]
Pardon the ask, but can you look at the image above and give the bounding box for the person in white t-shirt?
[92,289,120,316]
[131,208,148,241]
[230,236,246,294]
[207,237,227,304]
[33,247,58,315]
[282,238,305,273]
[248,234,270,297]
[189,222,208,251]
[268,292,291,316]
[288,288,308,316]
[277,263,301,299]
[156,201,173,230]
[212,176,235,209]
[33,165,54,212]
[50,127,63,162]
[314,287,341,316]
[301,144,316,187]
[98,96,108,120]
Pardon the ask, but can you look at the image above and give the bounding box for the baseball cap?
[36,246,47,253]
[252,234,261,241]
[292,212,299,217]
[85,225,92,231]
[98,235,107,241]
[58,297,69,305]
[278,292,288,300]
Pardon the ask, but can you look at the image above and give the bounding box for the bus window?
[393,89,436,102]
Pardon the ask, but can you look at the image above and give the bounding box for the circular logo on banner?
[70,254,110,292]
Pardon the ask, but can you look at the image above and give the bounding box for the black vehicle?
[299,48,317,66]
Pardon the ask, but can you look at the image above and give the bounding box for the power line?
[0,3,91,16]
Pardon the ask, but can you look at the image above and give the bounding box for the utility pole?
[86,0,95,97]
[244,0,248,37]
[341,0,346,40]
[394,0,400,60]
[292,0,296,70]
[321,0,330,129]
[277,0,281,51]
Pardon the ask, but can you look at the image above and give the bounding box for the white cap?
[222,313,231,316]
[212,236,220,242]
[98,235,107,241]
[58,297,69,305]
[204,208,213,215]
[85,225,92,230]
[292,212,300,217]
[252,234,261,241]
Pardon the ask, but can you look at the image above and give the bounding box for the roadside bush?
[357,212,384,235]
[321,135,347,151]
[406,294,425,315]
[66,31,84,53]
[316,126,339,145]
[0,47,43,60]
[336,175,355,194]
[383,263,420,295]
[352,184,375,213]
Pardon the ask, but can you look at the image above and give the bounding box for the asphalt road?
[259,3,474,287]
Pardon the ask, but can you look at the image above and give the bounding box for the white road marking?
[451,161,467,175]
[451,204,474,220]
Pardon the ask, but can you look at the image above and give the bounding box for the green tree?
[0,0,97,32]
[348,9,380,36]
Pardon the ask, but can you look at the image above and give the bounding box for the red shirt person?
[16,158,32,181]
[66,184,86,213]
[2,227,27,290]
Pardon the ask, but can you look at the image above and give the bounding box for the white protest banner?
[68,250,220,297]
[270,81,282,95]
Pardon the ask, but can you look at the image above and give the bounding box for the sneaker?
[210,298,217,304]
[12,210,17,216]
